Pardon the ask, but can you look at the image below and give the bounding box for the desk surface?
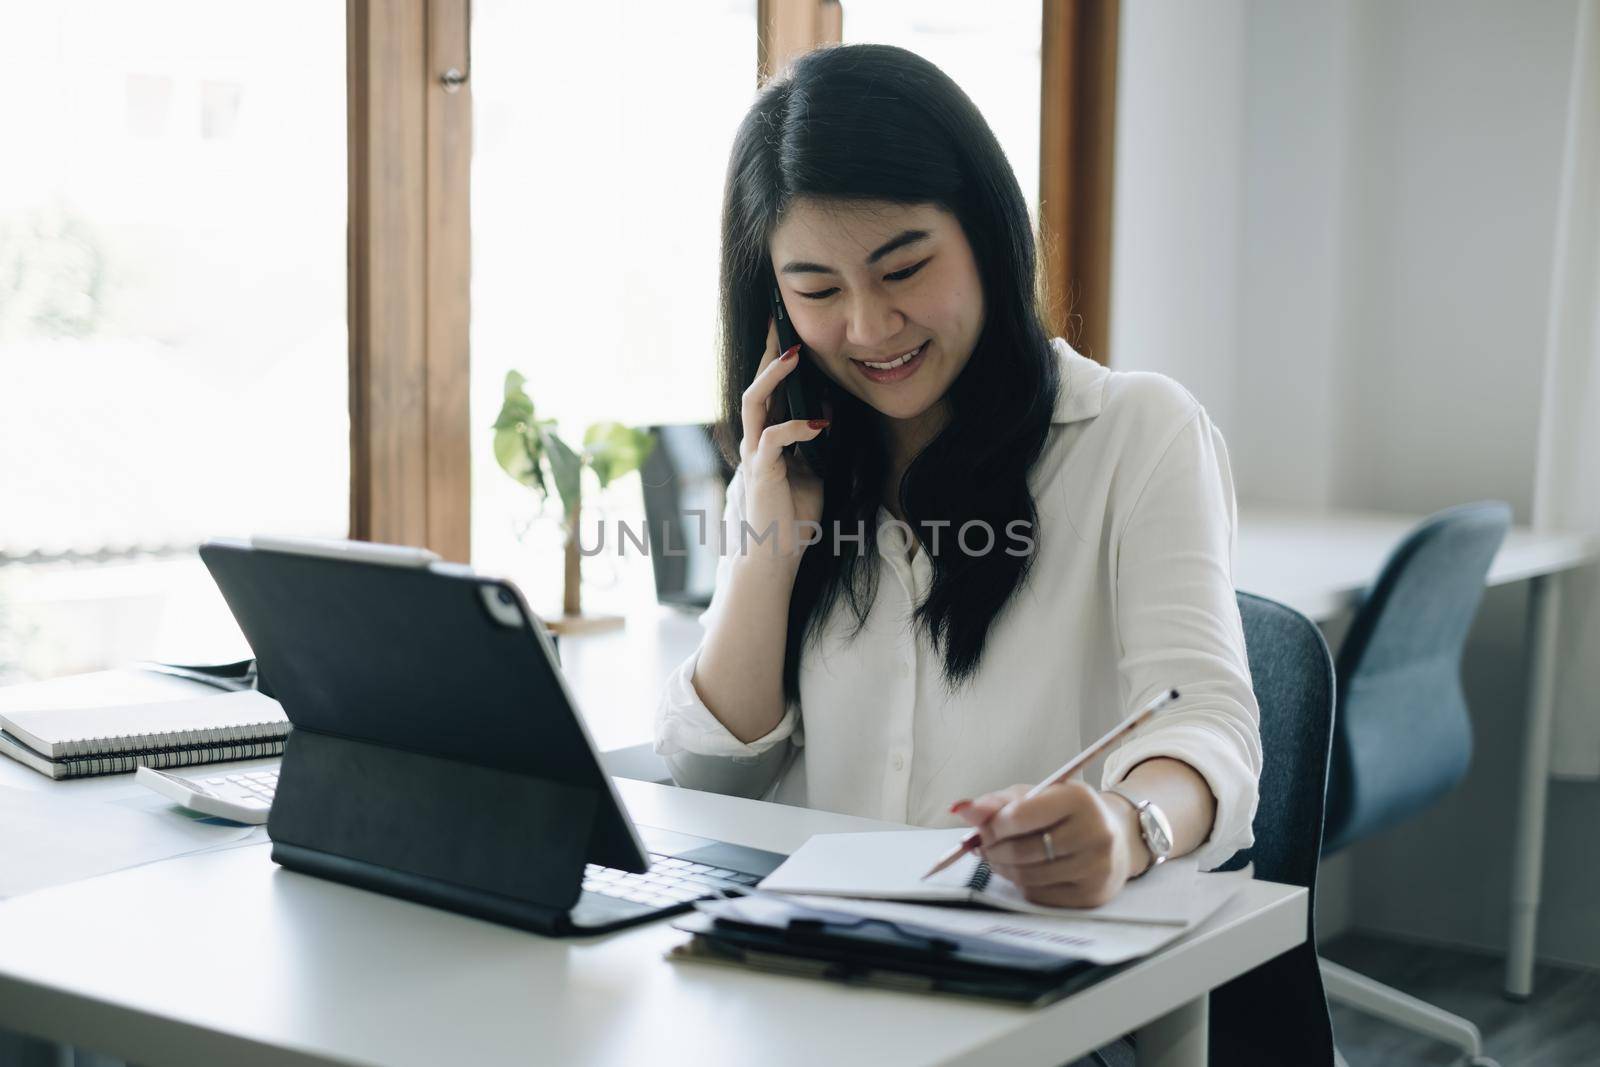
[0,779,1306,1067]
[1234,505,1596,623]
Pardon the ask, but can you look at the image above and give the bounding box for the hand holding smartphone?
[770,286,831,472]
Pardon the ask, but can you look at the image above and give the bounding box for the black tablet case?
[199,541,649,935]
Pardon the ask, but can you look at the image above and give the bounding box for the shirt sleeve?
[1099,401,1263,871]
[653,465,800,798]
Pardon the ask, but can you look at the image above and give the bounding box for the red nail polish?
[807,419,830,430]
[950,799,972,813]
[781,344,801,361]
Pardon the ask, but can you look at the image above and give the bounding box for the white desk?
[0,778,1306,1067]
[557,605,706,753]
[1234,506,1594,621]
[1237,506,1596,1000]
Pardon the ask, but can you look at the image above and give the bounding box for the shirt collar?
[873,339,1100,566]
[1050,337,1109,425]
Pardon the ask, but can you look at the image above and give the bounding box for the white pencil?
[919,688,1182,880]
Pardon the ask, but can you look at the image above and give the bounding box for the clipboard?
[669,894,1107,1006]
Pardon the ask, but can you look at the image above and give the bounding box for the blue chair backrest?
[1210,592,1337,1065]
[639,424,732,609]
[1321,502,1511,855]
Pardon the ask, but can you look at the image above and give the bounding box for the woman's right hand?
[737,318,828,566]
[684,320,825,744]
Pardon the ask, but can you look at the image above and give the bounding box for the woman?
[655,44,1260,912]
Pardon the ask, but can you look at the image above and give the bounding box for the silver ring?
[1042,830,1056,863]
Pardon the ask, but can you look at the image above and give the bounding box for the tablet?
[199,536,652,931]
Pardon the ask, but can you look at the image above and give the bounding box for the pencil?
[919,688,1182,881]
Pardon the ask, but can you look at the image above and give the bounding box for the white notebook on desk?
[757,827,1214,925]
[0,677,288,780]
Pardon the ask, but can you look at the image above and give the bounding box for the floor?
[1322,932,1600,1066]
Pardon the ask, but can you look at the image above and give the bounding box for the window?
[469,0,757,611]
[843,0,1044,226]
[0,2,347,682]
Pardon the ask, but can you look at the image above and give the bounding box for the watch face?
[1139,804,1175,857]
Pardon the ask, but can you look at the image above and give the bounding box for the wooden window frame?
[346,0,472,561]
[758,0,843,84]
[1040,0,1120,365]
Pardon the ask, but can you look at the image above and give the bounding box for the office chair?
[1208,592,1339,1066]
[1319,502,1511,1067]
[639,424,732,612]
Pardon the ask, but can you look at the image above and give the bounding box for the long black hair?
[716,44,1061,706]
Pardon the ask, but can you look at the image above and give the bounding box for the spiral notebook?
[0,687,289,780]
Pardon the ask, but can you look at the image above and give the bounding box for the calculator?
[135,765,277,824]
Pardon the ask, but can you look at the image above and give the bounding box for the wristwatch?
[1108,786,1174,873]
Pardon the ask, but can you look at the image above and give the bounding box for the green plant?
[491,370,653,616]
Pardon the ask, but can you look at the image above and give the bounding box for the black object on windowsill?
[135,658,276,699]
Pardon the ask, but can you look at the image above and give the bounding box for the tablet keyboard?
[583,853,762,909]
[147,765,765,911]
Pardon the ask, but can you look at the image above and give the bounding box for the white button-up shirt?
[654,340,1261,869]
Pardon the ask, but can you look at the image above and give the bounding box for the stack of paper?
[754,828,1251,965]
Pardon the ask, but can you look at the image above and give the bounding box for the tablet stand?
[267,728,597,934]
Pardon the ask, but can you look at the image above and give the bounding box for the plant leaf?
[542,429,583,520]
[491,369,555,499]
[492,426,546,496]
[492,371,537,431]
[584,421,654,489]
[492,425,528,479]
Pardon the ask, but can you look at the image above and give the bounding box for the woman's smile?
[851,340,930,383]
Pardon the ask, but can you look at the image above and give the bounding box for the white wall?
[1114,0,1597,964]
[1332,1,1573,517]
[1231,1,1352,508]
[1109,0,1245,433]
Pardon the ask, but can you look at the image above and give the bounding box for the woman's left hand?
[952,781,1148,908]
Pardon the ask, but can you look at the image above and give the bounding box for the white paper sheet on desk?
[0,784,260,899]
[786,864,1254,966]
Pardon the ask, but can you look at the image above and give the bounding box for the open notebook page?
[758,828,1205,924]
[757,827,990,901]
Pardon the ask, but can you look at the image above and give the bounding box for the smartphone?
[770,285,830,472]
